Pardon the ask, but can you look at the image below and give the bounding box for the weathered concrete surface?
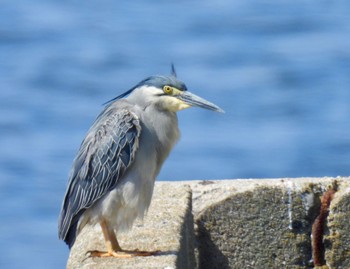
[191,178,346,269]
[67,182,194,269]
[66,177,350,269]
[325,180,350,269]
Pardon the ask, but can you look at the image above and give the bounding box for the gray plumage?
[58,69,223,252]
[58,105,141,247]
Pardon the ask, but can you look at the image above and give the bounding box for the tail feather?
[58,209,84,249]
[65,220,79,249]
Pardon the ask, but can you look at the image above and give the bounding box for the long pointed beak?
[177,91,224,113]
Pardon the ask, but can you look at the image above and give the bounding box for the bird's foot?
[86,249,160,258]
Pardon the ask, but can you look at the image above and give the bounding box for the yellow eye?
[163,85,173,95]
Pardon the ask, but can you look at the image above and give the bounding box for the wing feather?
[58,106,141,246]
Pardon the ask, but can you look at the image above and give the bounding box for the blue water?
[1,1,350,268]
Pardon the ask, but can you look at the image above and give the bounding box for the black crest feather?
[171,63,177,77]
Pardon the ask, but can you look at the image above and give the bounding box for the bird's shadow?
[154,250,178,256]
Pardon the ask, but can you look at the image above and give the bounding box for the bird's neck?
[143,106,180,171]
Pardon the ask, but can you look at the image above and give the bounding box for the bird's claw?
[84,249,161,259]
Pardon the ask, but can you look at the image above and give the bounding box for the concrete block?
[66,182,194,269]
[192,178,344,269]
[65,177,350,269]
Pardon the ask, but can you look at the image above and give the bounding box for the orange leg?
[87,219,159,258]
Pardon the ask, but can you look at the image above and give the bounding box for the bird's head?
[107,66,224,113]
